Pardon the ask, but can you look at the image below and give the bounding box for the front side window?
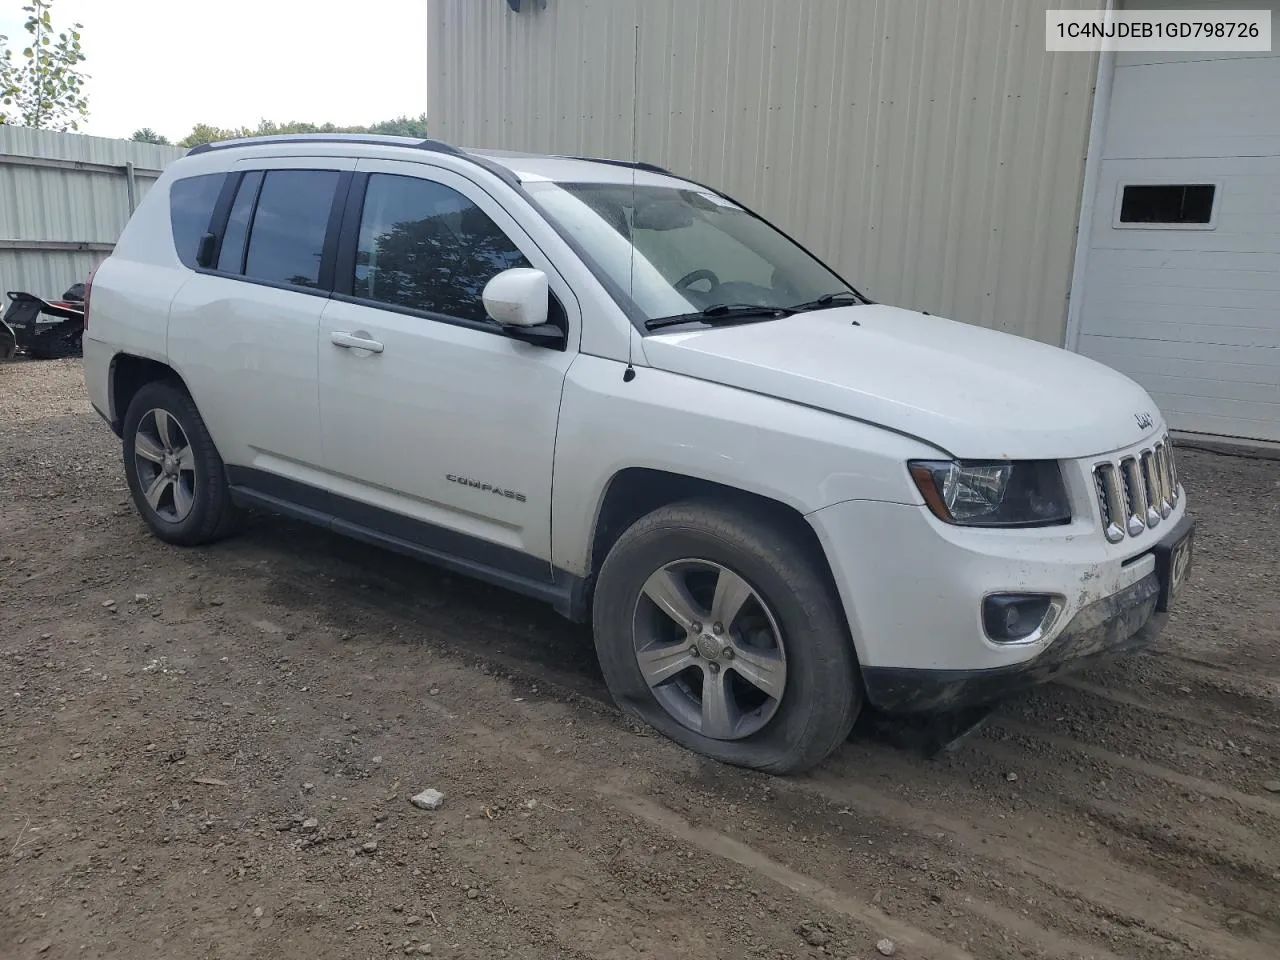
[524,181,853,326]
[168,173,226,268]
[243,169,340,288]
[352,173,529,324]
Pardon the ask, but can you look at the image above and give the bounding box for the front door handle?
[330,331,384,354]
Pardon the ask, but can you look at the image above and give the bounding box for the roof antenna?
[623,21,639,384]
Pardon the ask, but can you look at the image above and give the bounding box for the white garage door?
[1075,2,1280,442]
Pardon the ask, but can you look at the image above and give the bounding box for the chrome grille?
[1093,436,1179,543]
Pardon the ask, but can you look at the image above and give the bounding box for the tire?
[592,499,861,774]
[122,380,241,545]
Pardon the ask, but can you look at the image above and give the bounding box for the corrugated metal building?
[429,0,1280,443]
[0,128,186,299]
[430,0,1102,347]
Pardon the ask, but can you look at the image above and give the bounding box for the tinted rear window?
[168,173,226,268]
[243,170,340,288]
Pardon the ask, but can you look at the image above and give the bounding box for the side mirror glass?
[482,268,549,328]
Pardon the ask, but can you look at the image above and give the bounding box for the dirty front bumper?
[861,568,1167,714]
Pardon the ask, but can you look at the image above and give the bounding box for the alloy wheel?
[631,558,787,740]
[133,408,197,523]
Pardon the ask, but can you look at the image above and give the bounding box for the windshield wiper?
[787,290,864,312]
[644,303,793,331]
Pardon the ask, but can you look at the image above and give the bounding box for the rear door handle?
[329,331,384,353]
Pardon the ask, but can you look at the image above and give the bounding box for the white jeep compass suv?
[82,134,1194,773]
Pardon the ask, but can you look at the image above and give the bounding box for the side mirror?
[482,268,548,328]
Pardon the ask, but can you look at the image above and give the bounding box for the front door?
[316,160,580,576]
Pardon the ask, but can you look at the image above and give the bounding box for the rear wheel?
[122,381,241,545]
[592,500,861,773]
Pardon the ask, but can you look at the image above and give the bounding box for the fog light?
[982,594,1060,643]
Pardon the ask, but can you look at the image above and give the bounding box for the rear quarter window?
[169,173,227,268]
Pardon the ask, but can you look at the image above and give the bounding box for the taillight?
[83,265,97,331]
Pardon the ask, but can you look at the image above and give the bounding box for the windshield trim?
[515,176,870,336]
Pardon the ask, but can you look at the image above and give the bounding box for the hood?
[640,305,1162,460]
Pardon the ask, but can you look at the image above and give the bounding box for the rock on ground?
[410,788,446,810]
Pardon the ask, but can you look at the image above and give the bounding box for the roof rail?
[186,133,465,157]
[561,156,675,177]
[182,133,523,189]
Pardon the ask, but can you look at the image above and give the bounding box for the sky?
[0,0,429,141]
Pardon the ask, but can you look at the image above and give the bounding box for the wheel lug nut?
[691,621,703,633]
[708,662,720,674]
[723,648,734,660]
[689,645,699,657]
[712,622,723,635]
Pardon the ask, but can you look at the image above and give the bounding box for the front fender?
[550,355,933,575]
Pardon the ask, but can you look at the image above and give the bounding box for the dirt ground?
[2,359,1278,960]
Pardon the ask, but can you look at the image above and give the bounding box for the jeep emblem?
[1134,412,1154,430]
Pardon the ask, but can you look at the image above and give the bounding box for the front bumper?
[860,570,1164,712]
[806,470,1192,707]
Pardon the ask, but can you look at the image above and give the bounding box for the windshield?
[523,181,854,326]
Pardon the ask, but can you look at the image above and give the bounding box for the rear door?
[168,157,355,478]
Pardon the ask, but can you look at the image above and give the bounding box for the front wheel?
[592,500,861,773]
[122,381,241,545]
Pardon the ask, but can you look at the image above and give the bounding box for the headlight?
[908,460,1071,527]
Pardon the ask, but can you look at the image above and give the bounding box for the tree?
[130,127,170,145]
[0,0,89,131]
[0,46,10,123]
[176,114,429,149]
[177,122,251,148]
[368,114,430,138]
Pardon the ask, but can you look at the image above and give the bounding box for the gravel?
[2,359,1276,960]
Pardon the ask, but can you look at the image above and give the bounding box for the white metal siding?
[1076,0,1280,442]
[428,0,1102,345]
[0,128,186,298]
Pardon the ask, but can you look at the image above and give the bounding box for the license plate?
[1155,524,1194,612]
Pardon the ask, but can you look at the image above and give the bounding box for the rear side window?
[352,173,529,324]
[243,170,341,288]
[168,173,226,268]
